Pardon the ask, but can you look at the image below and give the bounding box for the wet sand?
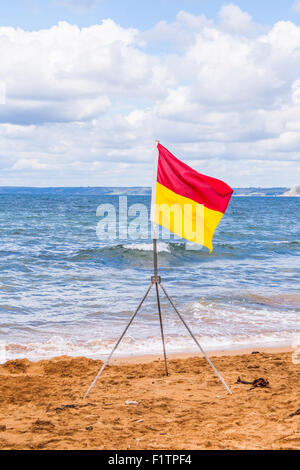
[0,349,299,450]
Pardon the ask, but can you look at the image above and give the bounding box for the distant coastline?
[281,186,300,197]
[0,186,293,196]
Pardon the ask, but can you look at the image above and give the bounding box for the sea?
[0,189,299,362]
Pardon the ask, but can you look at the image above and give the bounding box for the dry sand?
[0,349,299,450]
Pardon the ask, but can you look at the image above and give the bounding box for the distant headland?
[281,186,300,197]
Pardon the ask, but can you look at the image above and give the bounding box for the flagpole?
[151,140,159,273]
[151,140,169,376]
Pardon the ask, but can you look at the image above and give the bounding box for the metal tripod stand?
[84,239,232,399]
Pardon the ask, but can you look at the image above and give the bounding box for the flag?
[151,143,233,252]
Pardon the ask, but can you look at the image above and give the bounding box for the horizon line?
[0,185,290,189]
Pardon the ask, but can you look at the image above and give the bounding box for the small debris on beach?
[236,376,270,390]
[53,403,97,412]
[125,400,139,405]
[288,408,300,418]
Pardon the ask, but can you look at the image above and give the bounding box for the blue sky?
[0,1,300,187]
[3,1,300,31]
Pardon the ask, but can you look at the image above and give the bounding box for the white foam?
[122,242,170,253]
[2,331,300,363]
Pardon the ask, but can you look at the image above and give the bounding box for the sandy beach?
[0,348,299,450]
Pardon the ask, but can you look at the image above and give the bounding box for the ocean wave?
[122,242,171,253]
[69,242,183,261]
[241,292,300,310]
[70,241,237,262]
[2,237,298,266]
[103,239,299,257]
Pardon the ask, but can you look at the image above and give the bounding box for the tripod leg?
[160,283,232,395]
[83,282,153,399]
[155,281,169,376]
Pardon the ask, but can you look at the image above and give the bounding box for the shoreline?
[108,345,294,365]
[2,344,294,367]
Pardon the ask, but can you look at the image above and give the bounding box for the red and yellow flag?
[151,143,233,252]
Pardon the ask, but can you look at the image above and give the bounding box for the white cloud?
[142,10,212,48]
[218,3,258,36]
[292,1,300,13]
[0,7,300,186]
[12,158,50,170]
[0,81,6,104]
[0,20,148,124]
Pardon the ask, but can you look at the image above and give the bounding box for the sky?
[0,1,300,187]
